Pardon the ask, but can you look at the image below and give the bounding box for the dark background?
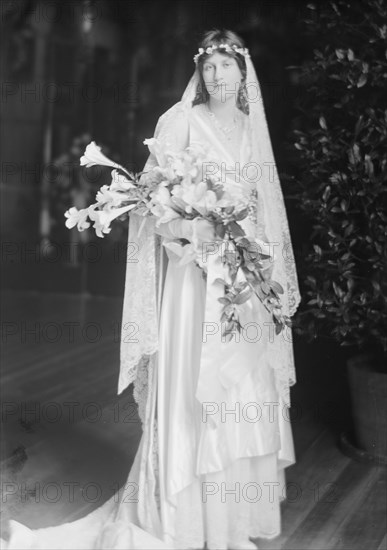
[1,0,313,296]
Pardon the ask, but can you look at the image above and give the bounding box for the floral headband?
[193,43,250,64]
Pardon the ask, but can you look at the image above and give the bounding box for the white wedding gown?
[3,103,296,549]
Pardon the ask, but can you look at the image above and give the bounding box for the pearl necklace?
[205,104,239,141]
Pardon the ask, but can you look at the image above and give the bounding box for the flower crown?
[193,43,250,64]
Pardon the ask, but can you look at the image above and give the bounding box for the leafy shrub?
[288,0,387,367]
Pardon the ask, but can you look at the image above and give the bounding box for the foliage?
[287,0,387,367]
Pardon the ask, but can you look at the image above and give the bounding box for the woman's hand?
[193,219,218,243]
[155,218,218,243]
[154,219,193,240]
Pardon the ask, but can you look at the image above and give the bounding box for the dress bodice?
[187,103,258,237]
[188,103,252,177]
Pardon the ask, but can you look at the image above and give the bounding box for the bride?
[4,29,301,550]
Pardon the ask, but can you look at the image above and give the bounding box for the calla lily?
[80,141,130,176]
[64,207,91,231]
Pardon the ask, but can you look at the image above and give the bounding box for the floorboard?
[1,290,386,549]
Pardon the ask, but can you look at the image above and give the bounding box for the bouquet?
[65,139,292,340]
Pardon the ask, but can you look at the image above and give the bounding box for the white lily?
[171,182,219,216]
[147,186,181,225]
[154,164,179,184]
[170,155,199,186]
[80,141,131,177]
[143,138,168,168]
[88,204,137,238]
[110,169,136,191]
[64,207,91,231]
[95,184,127,208]
[151,185,173,202]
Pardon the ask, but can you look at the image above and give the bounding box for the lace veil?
[118,52,301,420]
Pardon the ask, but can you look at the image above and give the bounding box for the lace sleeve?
[118,102,190,399]
[154,101,190,151]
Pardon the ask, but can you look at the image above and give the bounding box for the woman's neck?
[207,97,238,123]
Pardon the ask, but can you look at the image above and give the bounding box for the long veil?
[119,55,301,418]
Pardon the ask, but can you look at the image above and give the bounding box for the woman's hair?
[192,29,249,114]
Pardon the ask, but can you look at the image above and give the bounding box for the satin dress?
[150,104,295,549]
[3,104,295,550]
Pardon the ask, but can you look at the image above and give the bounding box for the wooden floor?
[1,290,386,549]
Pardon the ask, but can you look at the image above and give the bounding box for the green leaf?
[235,237,250,248]
[234,287,253,305]
[335,49,345,60]
[224,250,237,263]
[221,312,229,323]
[319,116,327,130]
[357,74,367,88]
[270,281,284,294]
[229,222,246,237]
[234,209,248,222]
[261,282,271,294]
[364,154,374,177]
[354,116,364,136]
[215,224,226,239]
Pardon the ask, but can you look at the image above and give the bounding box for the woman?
[4,29,301,550]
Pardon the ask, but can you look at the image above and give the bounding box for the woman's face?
[201,51,243,104]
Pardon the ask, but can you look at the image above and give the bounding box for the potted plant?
[286,0,387,462]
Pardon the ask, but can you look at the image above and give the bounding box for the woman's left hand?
[193,219,218,243]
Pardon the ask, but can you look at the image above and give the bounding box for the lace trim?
[118,213,160,395]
